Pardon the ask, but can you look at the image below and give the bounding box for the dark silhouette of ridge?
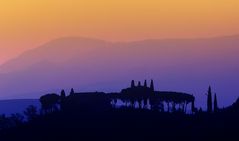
[0,80,239,141]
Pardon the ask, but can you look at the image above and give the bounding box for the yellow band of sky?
[0,0,239,64]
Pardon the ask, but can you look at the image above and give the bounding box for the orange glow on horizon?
[1,0,239,64]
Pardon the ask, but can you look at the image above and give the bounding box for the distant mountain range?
[0,36,239,107]
[0,99,40,116]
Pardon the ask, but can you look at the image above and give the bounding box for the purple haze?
[0,36,239,109]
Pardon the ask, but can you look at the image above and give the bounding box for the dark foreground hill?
[1,95,239,141]
[1,109,239,141]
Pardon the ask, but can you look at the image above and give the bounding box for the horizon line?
[1,33,239,67]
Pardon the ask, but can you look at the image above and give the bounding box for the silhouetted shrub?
[24,105,38,121]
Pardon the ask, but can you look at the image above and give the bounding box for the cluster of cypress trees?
[207,86,218,113]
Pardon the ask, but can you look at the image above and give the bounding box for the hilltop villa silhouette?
[49,80,196,114]
[2,79,239,141]
[110,80,195,113]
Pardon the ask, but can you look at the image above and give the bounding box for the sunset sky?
[1,0,239,65]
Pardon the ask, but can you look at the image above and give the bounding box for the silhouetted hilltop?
[223,97,239,113]
[65,92,111,113]
[0,80,239,141]
[232,98,239,108]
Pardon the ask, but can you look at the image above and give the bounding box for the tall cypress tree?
[138,81,141,87]
[131,80,135,88]
[207,86,212,113]
[150,79,154,91]
[214,93,218,112]
[61,89,66,98]
[60,89,66,110]
[144,80,147,87]
[70,88,75,95]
